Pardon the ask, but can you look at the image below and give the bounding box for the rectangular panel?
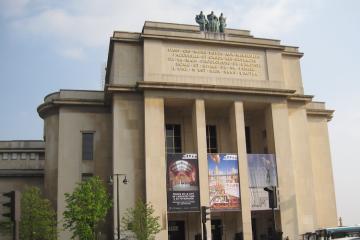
[247,154,277,187]
[247,154,278,210]
[164,44,267,81]
[167,153,200,212]
[249,188,270,210]
[208,154,241,210]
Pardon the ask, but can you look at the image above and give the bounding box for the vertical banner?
[247,154,278,210]
[167,153,200,212]
[208,154,241,210]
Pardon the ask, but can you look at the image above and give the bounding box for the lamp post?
[109,174,128,240]
[264,186,277,240]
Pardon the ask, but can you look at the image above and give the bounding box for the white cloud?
[58,47,85,60]
[4,0,310,58]
[0,0,30,18]
[240,0,305,38]
[12,8,114,47]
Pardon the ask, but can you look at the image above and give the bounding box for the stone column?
[144,96,168,240]
[113,94,145,239]
[288,103,317,233]
[229,101,253,240]
[266,102,299,240]
[192,99,212,240]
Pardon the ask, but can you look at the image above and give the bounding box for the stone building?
[0,141,45,239]
[0,140,44,192]
[2,20,338,240]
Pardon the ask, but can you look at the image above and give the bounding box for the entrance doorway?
[211,219,223,240]
[168,221,185,240]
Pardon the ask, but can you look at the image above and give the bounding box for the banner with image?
[208,154,241,210]
[167,153,200,212]
[247,154,277,188]
[247,154,278,210]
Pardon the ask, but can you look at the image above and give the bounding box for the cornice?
[105,84,137,93]
[282,51,304,57]
[141,33,286,51]
[0,149,44,152]
[111,36,141,43]
[106,82,319,98]
[0,169,44,177]
[306,109,334,121]
[137,81,295,96]
[288,94,314,102]
[37,98,106,119]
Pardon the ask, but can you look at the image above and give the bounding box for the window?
[2,153,8,160]
[39,153,45,160]
[82,132,94,160]
[165,124,181,153]
[245,126,252,153]
[206,125,218,153]
[11,153,18,160]
[21,153,27,160]
[30,153,36,160]
[81,173,93,181]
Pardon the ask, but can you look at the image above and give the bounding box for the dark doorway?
[211,219,223,240]
[252,218,257,240]
[168,221,185,240]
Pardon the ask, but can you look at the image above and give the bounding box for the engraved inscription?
[166,47,264,78]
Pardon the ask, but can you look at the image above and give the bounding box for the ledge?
[0,149,44,153]
[288,94,314,102]
[105,82,298,98]
[306,109,334,121]
[137,81,295,96]
[38,93,107,119]
[141,33,286,51]
[0,140,44,150]
[106,84,137,93]
[0,169,44,177]
[140,21,302,55]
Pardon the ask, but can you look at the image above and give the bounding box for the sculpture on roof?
[195,11,226,33]
[195,11,207,31]
[207,11,218,32]
[219,13,226,33]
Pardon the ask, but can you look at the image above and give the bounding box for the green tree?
[20,186,57,240]
[63,176,112,240]
[121,199,161,240]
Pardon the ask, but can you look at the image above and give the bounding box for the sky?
[0,0,359,226]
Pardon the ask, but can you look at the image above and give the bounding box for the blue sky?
[0,0,359,226]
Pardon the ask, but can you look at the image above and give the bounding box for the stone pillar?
[144,96,168,240]
[288,103,317,233]
[113,94,145,239]
[229,101,253,240]
[266,102,299,240]
[192,99,212,240]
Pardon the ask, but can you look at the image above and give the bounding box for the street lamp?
[264,186,277,240]
[109,174,128,240]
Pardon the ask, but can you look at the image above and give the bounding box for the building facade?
[2,21,337,240]
[0,141,45,239]
[0,140,44,193]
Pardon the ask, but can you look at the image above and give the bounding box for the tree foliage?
[19,186,57,240]
[121,199,161,240]
[63,176,112,240]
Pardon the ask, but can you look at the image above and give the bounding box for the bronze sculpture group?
[195,11,226,33]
